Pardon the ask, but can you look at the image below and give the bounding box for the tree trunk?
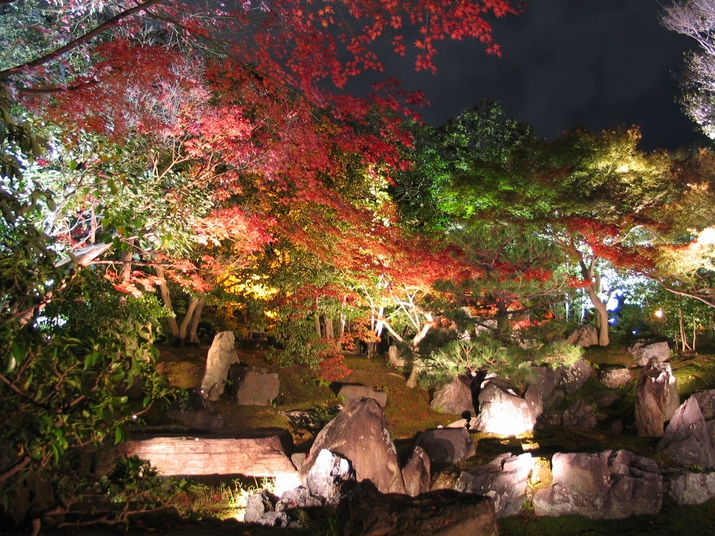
[179,295,204,345]
[324,317,334,339]
[584,285,609,346]
[187,297,205,344]
[156,266,180,343]
[580,258,609,346]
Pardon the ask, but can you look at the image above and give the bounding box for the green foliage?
[531,340,583,369]
[418,336,583,391]
[0,270,174,478]
[418,337,529,389]
[0,117,176,513]
[391,100,535,230]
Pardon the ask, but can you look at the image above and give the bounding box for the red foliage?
[317,351,352,382]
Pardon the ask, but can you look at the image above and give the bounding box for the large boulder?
[560,359,593,394]
[402,446,431,497]
[562,400,598,429]
[299,398,406,494]
[657,397,715,470]
[599,367,633,389]
[475,383,543,436]
[343,489,498,536]
[430,377,474,415]
[533,449,663,519]
[566,325,599,347]
[414,427,476,465]
[634,360,679,437]
[456,452,534,518]
[692,389,715,420]
[338,384,388,408]
[629,341,671,367]
[528,366,564,411]
[236,368,280,406]
[665,469,715,505]
[200,331,239,401]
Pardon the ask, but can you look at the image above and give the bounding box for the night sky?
[349,0,708,152]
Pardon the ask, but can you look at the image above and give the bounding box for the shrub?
[417,336,583,392]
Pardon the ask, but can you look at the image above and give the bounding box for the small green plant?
[219,477,277,520]
[314,377,332,389]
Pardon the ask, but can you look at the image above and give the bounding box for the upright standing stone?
[635,359,679,437]
[200,331,239,401]
[299,398,406,494]
[402,446,431,497]
[657,397,715,469]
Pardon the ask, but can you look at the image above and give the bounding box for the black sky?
[350,0,708,151]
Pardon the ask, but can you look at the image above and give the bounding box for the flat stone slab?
[96,431,299,483]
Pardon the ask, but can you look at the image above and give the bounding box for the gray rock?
[562,400,598,429]
[665,469,715,505]
[402,446,431,497]
[343,489,498,536]
[566,324,599,347]
[692,389,715,420]
[533,449,663,519]
[338,384,388,408]
[657,397,715,469]
[304,449,354,504]
[429,377,473,415]
[276,486,325,510]
[254,510,297,528]
[599,367,633,389]
[629,341,671,367]
[300,398,406,494]
[561,359,593,394]
[414,427,476,465]
[456,452,534,517]
[200,331,239,401]
[244,489,277,523]
[635,360,679,437]
[475,383,543,436]
[236,369,280,406]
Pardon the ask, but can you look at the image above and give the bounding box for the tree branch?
[0,0,165,81]
[660,282,715,308]
[0,455,31,484]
